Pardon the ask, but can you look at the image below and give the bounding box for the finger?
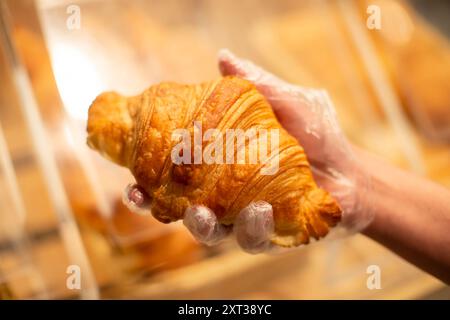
[234,201,274,254]
[122,183,152,215]
[183,205,231,246]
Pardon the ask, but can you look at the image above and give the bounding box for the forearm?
[354,147,450,284]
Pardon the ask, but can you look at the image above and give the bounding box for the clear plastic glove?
[122,49,373,254]
[123,183,274,253]
[217,49,372,233]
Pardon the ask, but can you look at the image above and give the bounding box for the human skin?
[357,147,450,284]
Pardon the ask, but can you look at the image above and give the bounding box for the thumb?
[218,49,327,110]
[217,49,318,141]
[218,49,318,124]
[218,49,289,100]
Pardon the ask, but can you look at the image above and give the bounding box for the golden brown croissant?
[87,76,341,247]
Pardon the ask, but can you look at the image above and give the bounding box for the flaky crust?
[87,76,341,247]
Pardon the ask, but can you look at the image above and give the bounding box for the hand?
[122,49,372,254]
[218,49,372,232]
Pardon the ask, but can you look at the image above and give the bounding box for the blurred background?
[0,0,449,299]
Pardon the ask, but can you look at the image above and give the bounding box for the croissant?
[87,76,341,247]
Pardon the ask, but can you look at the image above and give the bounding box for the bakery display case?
[0,0,449,299]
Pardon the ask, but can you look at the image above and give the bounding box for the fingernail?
[122,183,152,215]
[128,186,145,206]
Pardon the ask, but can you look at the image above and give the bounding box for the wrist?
[338,144,375,232]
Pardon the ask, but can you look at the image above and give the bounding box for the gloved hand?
[122,49,373,253]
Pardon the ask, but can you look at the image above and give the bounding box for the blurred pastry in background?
[361,0,450,143]
[64,166,205,277]
[107,200,203,275]
[123,7,217,83]
[0,282,14,300]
